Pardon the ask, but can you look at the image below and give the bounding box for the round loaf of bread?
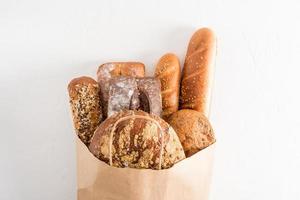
[89,110,185,169]
[167,109,215,157]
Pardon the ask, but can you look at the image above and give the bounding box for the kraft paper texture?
[77,137,215,200]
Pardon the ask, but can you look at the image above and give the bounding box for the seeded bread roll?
[180,28,216,117]
[155,53,181,120]
[89,110,185,169]
[97,62,145,119]
[68,76,102,145]
[167,109,215,157]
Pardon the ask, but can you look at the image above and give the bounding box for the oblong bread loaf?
[155,53,181,120]
[180,28,216,117]
[68,76,102,145]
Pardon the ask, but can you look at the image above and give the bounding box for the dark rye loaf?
[89,110,185,169]
[107,77,162,117]
[97,62,145,119]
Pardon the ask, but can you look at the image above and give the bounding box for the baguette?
[180,28,216,117]
[68,76,102,145]
[155,53,181,119]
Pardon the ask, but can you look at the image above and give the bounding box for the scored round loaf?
[89,110,185,169]
[167,109,216,157]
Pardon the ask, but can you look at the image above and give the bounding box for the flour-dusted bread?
[97,62,145,118]
[180,28,216,117]
[136,77,162,117]
[89,110,185,169]
[167,109,215,157]
[68,76,102,145]
[106,77,162,117]
[155,53,181,120]
[107,76,138,117]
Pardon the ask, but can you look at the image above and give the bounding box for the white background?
[1,0,300,199]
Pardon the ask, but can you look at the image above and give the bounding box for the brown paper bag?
[77,137,215,200]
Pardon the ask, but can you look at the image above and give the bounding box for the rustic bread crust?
[167,109,216,157]
[89,110,185,169]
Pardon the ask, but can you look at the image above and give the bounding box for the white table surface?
[1,0,300,199]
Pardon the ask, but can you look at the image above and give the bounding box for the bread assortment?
[67,27,217,170]
[155,53,181,120]
[180,28,216,117]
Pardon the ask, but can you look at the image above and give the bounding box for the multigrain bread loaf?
[89,110,185,169]
[68,76,102,145]
[167,109,215,157]
[180,28,216,117]
[155,53,181,120]
[97,62,145,118]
